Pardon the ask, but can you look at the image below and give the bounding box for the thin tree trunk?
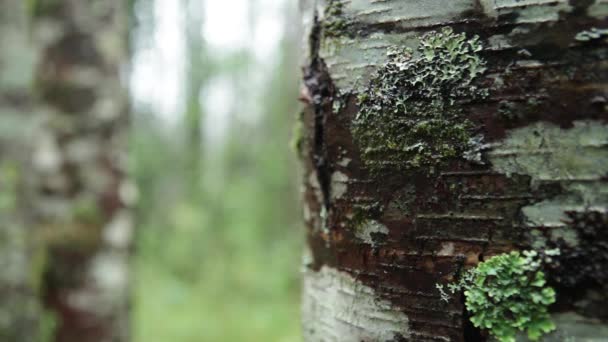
[183,0,206,195]
[27,1,134,341]
[299,1,608,341]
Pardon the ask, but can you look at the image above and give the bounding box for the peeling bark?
[299,0,608,340]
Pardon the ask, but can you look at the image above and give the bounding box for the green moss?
[290,112,305,158]
[437,251,556,342]
[352,27,487,174]
[322,0,349,38]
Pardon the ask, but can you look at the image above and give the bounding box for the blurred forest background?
[129,0,302,341]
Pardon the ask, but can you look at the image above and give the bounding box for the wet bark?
[0,1,133,341]
[299,1,608,341]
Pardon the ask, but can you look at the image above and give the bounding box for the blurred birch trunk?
[1,0,134,341]
[0,1,46,340]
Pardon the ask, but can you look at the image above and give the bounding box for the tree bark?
[299,1,608,341]
[0,1,47,340]
[0,1,133,341]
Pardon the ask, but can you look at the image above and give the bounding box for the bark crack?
[304,10,335,210]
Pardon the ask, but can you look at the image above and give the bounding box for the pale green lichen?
[438,251,556,342]
[489,121,608,235]
[354,219,388,246]
[575,27,608,42]
[352,27,487,173]
[488,120,608,181]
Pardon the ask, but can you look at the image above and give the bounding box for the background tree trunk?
[0,1,47,340]
[0,1,133,341]
[182,0,206,196]
[299,0,608,341]
[31,1,133,340]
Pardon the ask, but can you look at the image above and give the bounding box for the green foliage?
[352,27,487,173]
[437,251,556,342]
[131,18,302,342]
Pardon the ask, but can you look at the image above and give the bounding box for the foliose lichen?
[437,251,556,342]
[352,27,487,174]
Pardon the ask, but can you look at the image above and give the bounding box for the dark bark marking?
[304,11,335,210]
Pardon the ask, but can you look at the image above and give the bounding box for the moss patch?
[352,27,487,174]
[322,0,348,38]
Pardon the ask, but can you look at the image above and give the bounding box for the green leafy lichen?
[437,251,556,342]
[352,27,487,174]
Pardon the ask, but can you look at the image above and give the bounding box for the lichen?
[354,219,388,246]
[438,251,556,342]
[330,171,348,200]
[352,27,487,174]
[322,0,349,38]
[303,266,411,341]
[575,27,608,42]
[488,120,608,182]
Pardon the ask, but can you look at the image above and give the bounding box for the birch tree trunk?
[32,1,133,340]
[1,1,133,341]
[0,1,46,340]
[299,1,608,341]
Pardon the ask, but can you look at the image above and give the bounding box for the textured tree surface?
[0,1,47,340]
[298,1,608,341]
[1,1,133,341]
